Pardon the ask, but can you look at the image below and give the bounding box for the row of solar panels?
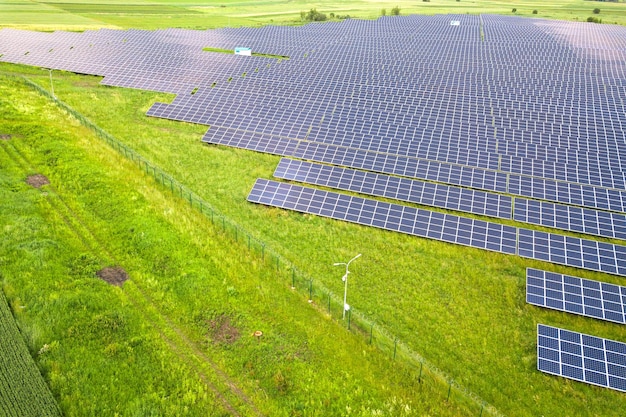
[273,158,626,240]
[247,178,626,276]
[198,126,626,213]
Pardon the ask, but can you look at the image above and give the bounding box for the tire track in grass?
[0,138,265,417]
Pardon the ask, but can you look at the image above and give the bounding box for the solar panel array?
[527,268,626,324]
[248,178,518,253]
[2,15,626,277]
[275,158,626,240]
[248,179,626,275]
[537,324,626,393]
[273,158,512,219]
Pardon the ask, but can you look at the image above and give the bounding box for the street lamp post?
[334,253,361,319]
[48,69,55,99]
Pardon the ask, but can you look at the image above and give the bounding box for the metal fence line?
[14,72,504,417]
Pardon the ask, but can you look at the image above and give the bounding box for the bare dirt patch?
[207,314,240,345]
[26,174,50,188]
[96,266,129,287]
[0,134,11,140]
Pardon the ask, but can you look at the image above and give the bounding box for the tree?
[381,8,386,16]
[391,6,401,15]
[512,8,517,13]
[593,8,601,14]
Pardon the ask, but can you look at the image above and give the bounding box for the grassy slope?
[0,72,473,416]
[3,56,624,416]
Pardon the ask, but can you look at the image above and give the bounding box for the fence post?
[308,280,313,302]
[447,382,452,401]
[348,309,351,330]
[328,292,331,314]
[393,338,398,360]
[418,362,423,382]
[291,269,295,289]
[369,323,373,344]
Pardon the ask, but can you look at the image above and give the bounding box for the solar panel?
[526,268,626,323]
[273,158,512,219]
[517,229,626,276]
[537,324,626,393]
[513,199,626,240]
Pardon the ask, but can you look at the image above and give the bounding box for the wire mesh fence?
[19,73,503,417]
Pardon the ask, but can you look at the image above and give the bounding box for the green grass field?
[1,1,626,416]
[0,0,625,30]
[1,70,476,416]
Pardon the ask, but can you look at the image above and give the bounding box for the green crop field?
[0,0,625,29]
[0,289,61,417]
[1,1,626,417]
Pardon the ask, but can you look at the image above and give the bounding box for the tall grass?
[0,71,480,416]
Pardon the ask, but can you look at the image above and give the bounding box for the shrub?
[532,9,538,14]
[593,8,601,14]
[391,6,401,15]
[587,16,602,23]
[305,9,327,21]
[381,8,386,16]
[512,8,517,13]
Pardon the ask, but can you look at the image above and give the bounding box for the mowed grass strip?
[0,72,474,416]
